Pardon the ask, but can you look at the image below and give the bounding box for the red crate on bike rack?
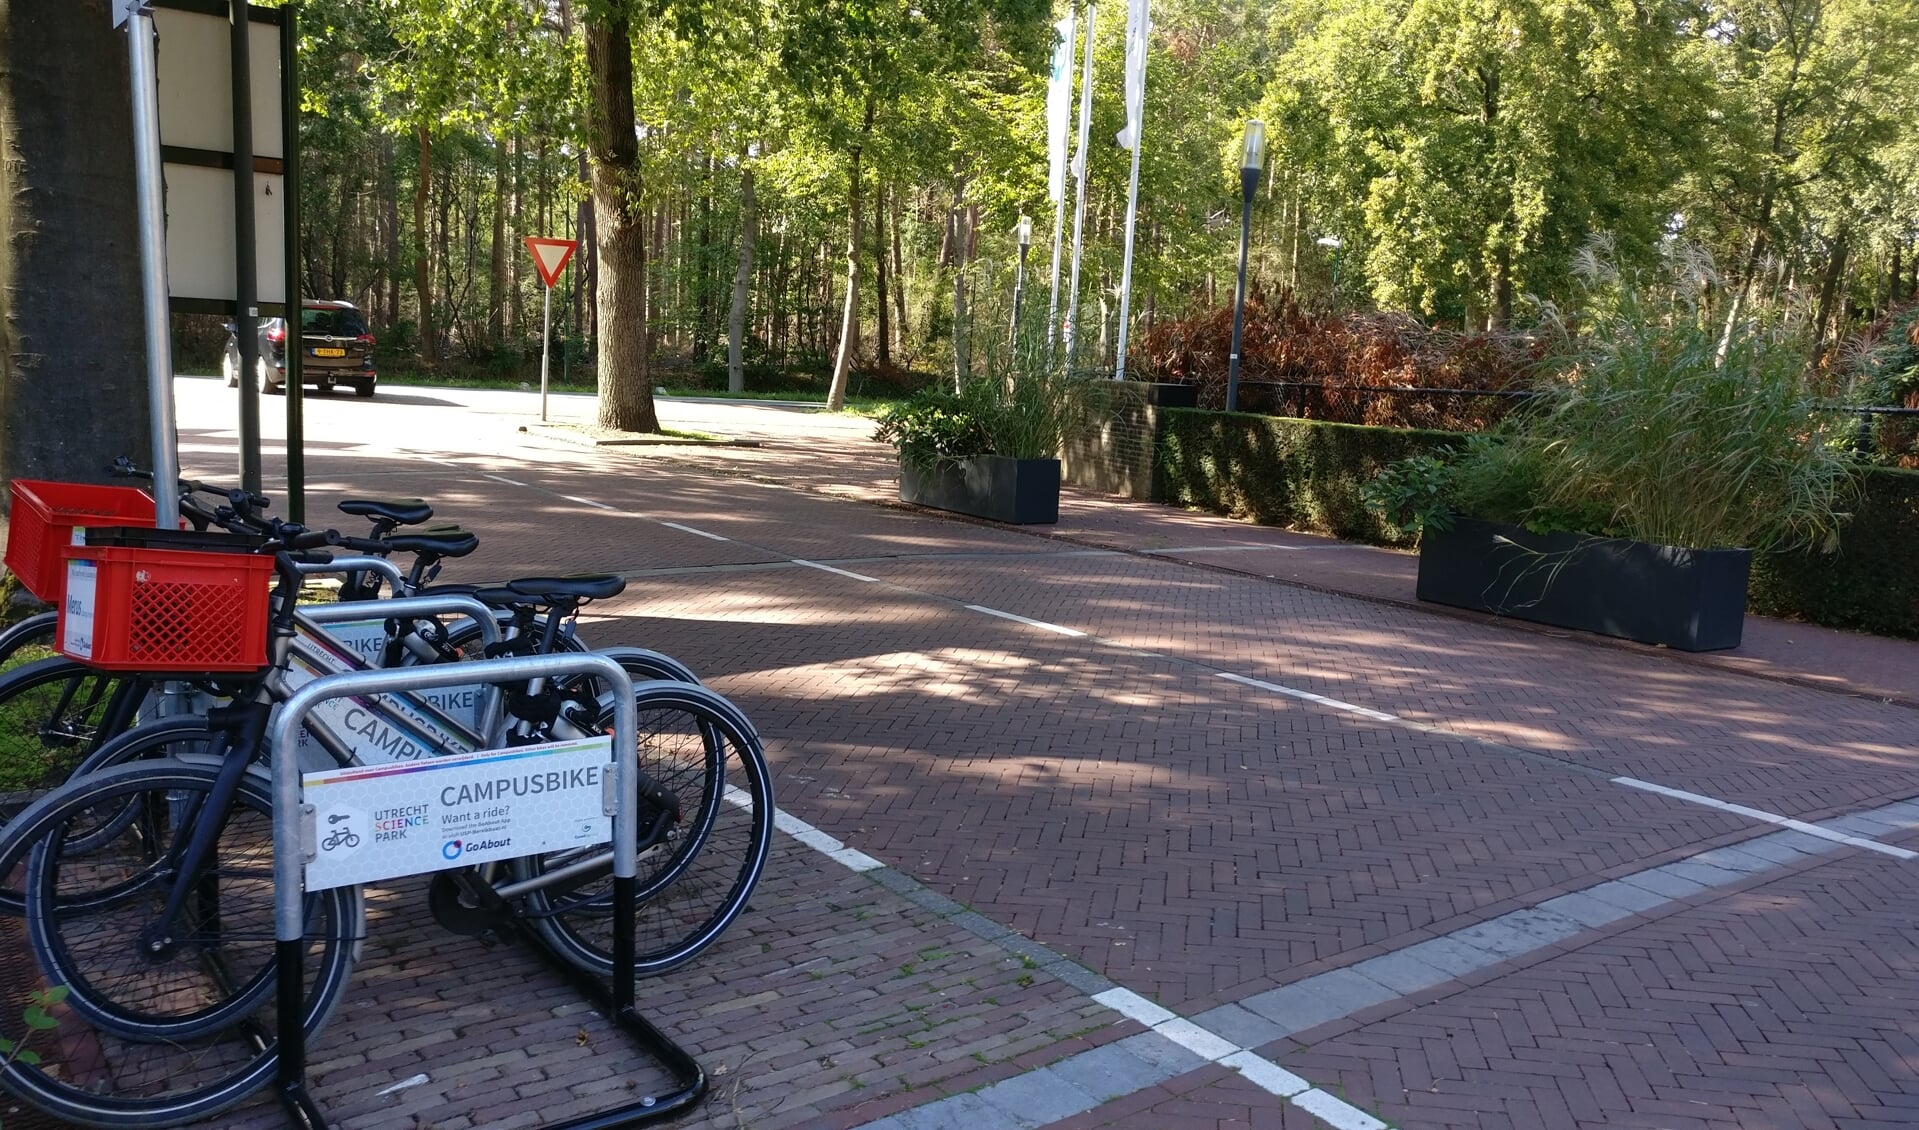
[57,528,273,673]
[4,480,156,604]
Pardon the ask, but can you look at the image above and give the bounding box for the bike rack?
[297,593,507,739]
[268,655,708,1130]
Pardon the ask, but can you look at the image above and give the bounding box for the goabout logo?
[442,839,464,860]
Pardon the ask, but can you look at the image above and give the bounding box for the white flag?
[1046,13,1076,204]
[1115,0,1150,151]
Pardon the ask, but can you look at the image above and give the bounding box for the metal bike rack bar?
[268,655,707,1129]
[294,556,408,591]
[298,593,507,739]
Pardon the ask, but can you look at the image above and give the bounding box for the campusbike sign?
[286,618,486,765]
[301,734,613,891]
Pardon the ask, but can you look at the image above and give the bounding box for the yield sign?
[524,237,578,288]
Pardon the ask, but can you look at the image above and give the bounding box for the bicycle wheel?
[515,681,772,977]
[0,760,360,1129]
[0,609,58,670]
[0,656,153,826]
[0,715,218,916]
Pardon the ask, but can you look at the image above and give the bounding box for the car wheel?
[353,382,375,399]
[222,346,239,387]
[258,358,283,395]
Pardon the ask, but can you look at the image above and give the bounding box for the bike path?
[172,379,1919,1130]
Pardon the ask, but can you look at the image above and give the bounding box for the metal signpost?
[268,654,707,1129]
[525,237,579,423]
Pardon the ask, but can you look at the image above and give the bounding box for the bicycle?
[0,524,772,1128]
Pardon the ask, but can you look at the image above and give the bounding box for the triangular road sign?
[524,237,578,288]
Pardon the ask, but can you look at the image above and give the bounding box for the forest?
[279,0,1919,424]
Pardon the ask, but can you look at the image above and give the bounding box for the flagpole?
[1044,9,1077,355]
[1062,3,1097,375]
[1114,133,1142,381]
[1113,0,1148,381]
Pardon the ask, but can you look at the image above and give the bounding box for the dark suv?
[223,300,378,397]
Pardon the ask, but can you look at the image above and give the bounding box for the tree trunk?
[1810,226,1849,371]
[727,160,755,394]
[873,181,890,370]
[585,10,657,431]
[828,112,872,410]
[890,188,908,354]
[414,125,436,364]
[951,203,971,389]
[488,138,507,350]
[381,134,401,329]
[0,0,151,494]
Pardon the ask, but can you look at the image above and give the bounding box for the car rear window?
[301,307,367,337]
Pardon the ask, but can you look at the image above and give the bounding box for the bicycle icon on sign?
[321,812,361,852]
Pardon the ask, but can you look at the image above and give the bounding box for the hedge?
[1156,409,1460,547]
[1747,466,1919,640]
[1154,409,1919,639]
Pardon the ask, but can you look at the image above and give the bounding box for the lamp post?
[1012,215,1033,346]
[1225,120,1266,414]
[1317,235,1344,301]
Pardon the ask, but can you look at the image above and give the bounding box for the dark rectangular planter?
[1416,517,1752,651]
[899,456,1060,524]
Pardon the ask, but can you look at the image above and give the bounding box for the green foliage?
[876,312,1091,467]
[1362,254,1860,551]
[1359,448,1456,537]
[1157,410,1462,545]
[0,985,68,1106]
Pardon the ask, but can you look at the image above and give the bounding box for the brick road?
[21,377,1909,1130]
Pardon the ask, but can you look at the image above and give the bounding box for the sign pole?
[524,237,578,425]
[120,0,180,529]
[541,280,552,423]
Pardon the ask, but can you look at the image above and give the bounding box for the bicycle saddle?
[385,527,479,559]
[506,574,626,602]
[337,498,433,526]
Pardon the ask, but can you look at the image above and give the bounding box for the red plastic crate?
[58,542,273,673]
[5,480,156,604]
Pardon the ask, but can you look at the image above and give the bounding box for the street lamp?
[1012,215,1033,346]
[1225,120,1266,413]
[1317,235,1344,300]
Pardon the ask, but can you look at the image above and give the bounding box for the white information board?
[302,735,613,891]
[61,561,98,660]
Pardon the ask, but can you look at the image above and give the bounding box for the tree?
[582,0,659,431]
[1267,0,1706,327]
[0,0,151,499]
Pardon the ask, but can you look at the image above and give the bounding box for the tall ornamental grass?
[1522,286,1856,552]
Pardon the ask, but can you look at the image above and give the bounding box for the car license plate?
[314,347,346,357]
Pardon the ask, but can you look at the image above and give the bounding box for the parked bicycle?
[0,505,773,1128]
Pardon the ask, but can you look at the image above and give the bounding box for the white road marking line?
[964,604,1086,637]
[1613,778,1919,860]
[660,520,729,540]
[763,800,885,872]
[1094,989,1385,1124]
[562,495,615,511]
[1221,1052,1311,1098]
[483,473,528,487]
[1293,1089,1391,1130]
[1093,987,1177,1027]
[1218,672,1400,723]
[793,558,881,583]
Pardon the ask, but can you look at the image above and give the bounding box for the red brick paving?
[1277,848,1919,1129]
[124,381,1919,1129]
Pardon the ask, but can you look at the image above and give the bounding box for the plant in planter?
[875,341,1087,524]
[1366,261,1857,651]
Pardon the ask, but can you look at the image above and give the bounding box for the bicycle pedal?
[426,872,508,936]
